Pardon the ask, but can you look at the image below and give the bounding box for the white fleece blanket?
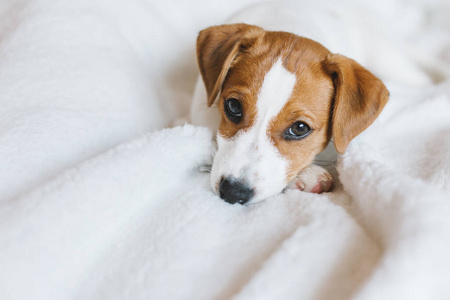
[1,0,450,299]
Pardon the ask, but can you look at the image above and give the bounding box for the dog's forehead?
[219,56,296,138]
[219,36,331,138]
[255,58,297,122]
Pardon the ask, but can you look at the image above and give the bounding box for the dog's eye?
[284,121,311,140]
[224,98,242,123]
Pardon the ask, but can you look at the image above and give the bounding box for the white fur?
[210,59,296,202]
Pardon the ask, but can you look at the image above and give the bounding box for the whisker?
[199,164,212,173]
[313,159,335,163]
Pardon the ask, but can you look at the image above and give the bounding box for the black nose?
[219,177,254,205]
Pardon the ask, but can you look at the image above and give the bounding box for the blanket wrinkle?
[230,190,380,300]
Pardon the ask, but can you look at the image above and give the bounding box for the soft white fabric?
[0,0,449,299]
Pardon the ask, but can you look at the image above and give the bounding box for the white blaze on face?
[211,58,297,202]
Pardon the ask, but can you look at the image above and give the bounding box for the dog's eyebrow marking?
[288,110,315,122]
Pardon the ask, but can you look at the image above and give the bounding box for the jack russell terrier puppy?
[189,23,389,205]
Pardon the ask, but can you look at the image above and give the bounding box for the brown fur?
[197,24,389,182]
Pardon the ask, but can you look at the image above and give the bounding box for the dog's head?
[197,24,389,204]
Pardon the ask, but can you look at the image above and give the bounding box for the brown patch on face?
[217,32,335,181]
[217,33,274,139]
[217,31,331,140]
[266,36,335,182]
[198,24,388,185]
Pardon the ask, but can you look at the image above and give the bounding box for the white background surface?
[0,0,450,299]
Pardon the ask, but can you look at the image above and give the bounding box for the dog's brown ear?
[197,24,264,107]
[322,54,389,154]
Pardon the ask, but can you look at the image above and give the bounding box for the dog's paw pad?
[292,166,334,194]
[315,173,334,193]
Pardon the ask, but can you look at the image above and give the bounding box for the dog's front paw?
[290,165,334,194]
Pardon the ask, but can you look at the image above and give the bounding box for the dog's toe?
[291,165,334,194]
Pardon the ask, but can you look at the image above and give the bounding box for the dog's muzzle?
[219,177,254,205]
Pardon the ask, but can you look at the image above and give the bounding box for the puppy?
[190,23,389,204]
